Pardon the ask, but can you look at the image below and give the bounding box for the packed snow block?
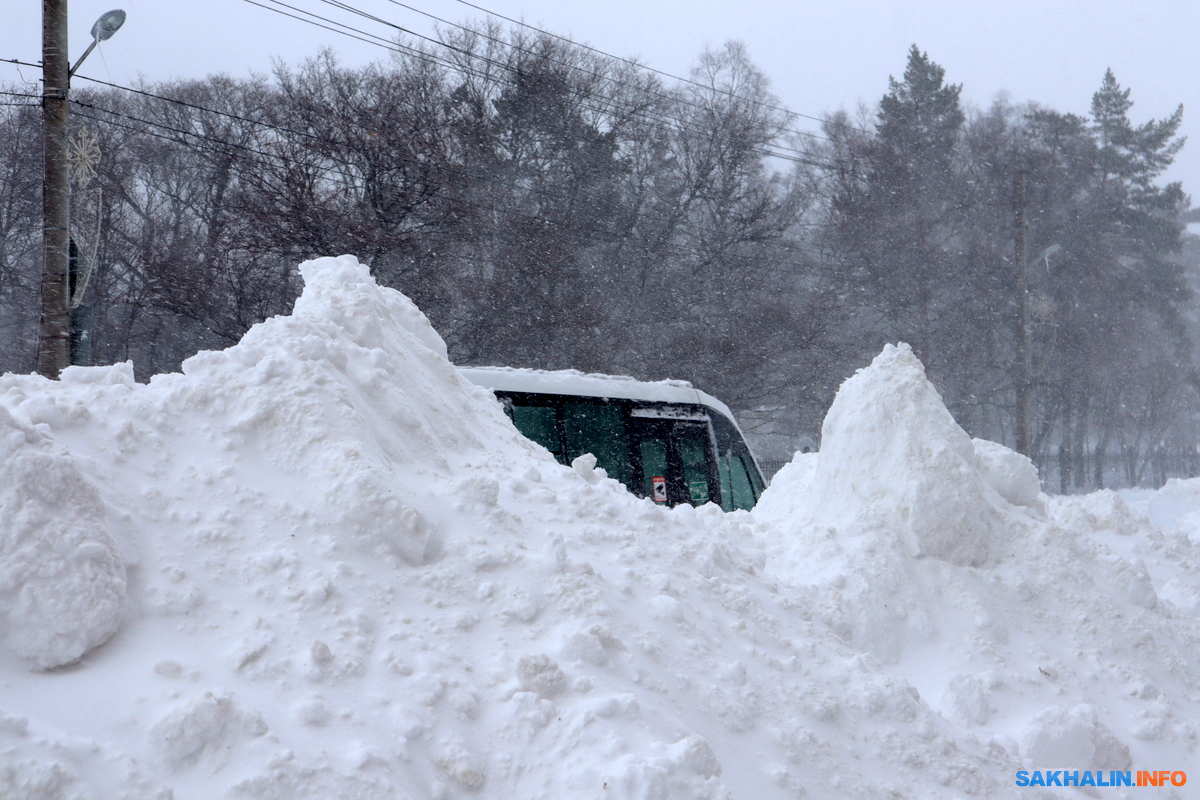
[1022,704,1131,772]
[943,674,991,725]
[58,360,138,388]
[1145,477,1200,540]
[971,438,1042,508]
[0,406,126,670]
[148,692,266,770]
[330,467,442,566]
[773,344,1032,566]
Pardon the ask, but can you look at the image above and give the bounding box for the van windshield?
[710,413,765,511]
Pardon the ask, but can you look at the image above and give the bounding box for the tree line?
[0,30,1195,490]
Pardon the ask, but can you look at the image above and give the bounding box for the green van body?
[459,367,766,511]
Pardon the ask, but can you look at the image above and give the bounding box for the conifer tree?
[839,46,967,371]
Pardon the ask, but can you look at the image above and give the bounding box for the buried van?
[458,366,766,510]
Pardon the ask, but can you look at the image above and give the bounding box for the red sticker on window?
[652,476,667,503]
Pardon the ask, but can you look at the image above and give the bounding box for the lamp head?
[91,9,126,42]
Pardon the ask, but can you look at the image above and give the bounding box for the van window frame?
[492,389,763,509]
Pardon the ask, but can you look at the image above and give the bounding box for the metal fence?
[1037,445,1200,494]
[757,459,792,484]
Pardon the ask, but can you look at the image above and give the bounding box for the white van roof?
[457,366,740,427]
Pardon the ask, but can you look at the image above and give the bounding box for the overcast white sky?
[6,0,1199,194]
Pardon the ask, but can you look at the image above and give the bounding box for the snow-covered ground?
[1,255,1196,799]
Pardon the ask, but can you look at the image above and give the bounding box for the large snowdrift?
[0,256,1196,799]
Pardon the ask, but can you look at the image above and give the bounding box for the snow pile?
[757,343,1200,787]
[758,344,1038,568]
[1,258,1198,799]
[0,257,1024,800]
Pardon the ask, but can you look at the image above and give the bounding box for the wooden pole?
[40,0,71,378]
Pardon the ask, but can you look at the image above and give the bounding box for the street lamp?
[71,10,126,76]
[39,6,125,378]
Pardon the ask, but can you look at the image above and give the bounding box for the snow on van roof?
[457,365,739,424]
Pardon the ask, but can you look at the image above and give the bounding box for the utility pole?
[1013,163,1031,456]
[38,6,125,378]
[40,0,71,378]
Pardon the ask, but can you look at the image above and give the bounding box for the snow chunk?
[666,734,722,778]
[58,361,137,388]
[971,438,1041,508]
[1022,704,1131,772]
[943,674,991,726]
[0,406,125,670]
[149,693,236,768]
[149,692,267,770]
[330,468,442,566]
[515,653,567,698]
[436,741,486,790]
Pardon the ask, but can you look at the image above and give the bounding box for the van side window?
[492,385,762,511]
[718,453,734,511]
[745,452,765,497]
[679,436,711,505]
[563,402,631,487]
[511,405,562,459]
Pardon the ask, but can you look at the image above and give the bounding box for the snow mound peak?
[759,343,1038,567]
[293,254,449,361]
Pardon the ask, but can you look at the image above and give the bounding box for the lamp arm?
[68,39,98,78]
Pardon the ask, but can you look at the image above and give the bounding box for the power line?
[334,0,830,155]
[243,0,836,168]
[446,0,872,136]
[7,51,834,186]
[56,95,655,246]
[6,57,455,178]
[72,99,744,260]
[243,0,406,52]
[6,55,617,205]
[4,56,825,251]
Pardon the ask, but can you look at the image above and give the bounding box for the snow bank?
[3,266,1200,799]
